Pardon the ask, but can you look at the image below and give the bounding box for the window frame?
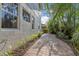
[32,16,35,29]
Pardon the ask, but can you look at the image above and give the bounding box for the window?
[32,16,35,29]
[23,9,30,22]
[1,3,18,28]
[38,25,40,29]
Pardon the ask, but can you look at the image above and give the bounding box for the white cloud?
[41,16,49,24]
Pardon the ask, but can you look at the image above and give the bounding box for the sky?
[41,10,50,24]
[41,16,49,24]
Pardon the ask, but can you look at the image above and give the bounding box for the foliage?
[37,32,43,37]
[3,49,14,56]
[72,32,79,50]
[39,3,79,54]
[0,32,43,56]
[56,31,69,39]
[45,3,79,54]
[30,34,39,40]
[28,32,43,40]
[47,3,79,39]
[56,31,65,39]
[75,25,79,33]
[42,24,48,33]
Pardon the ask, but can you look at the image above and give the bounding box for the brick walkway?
[24,33,75,56]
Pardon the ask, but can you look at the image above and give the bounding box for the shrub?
[47,19,60,34]
[30,32,43,40]
[31,34,38,40]
[3,49,14,56]
[75,27,79,32]
[43,28,48,33]
[72,32,79,50]
[37,32,43,37]
[56,31,65,39]
[56,31,69,39]
[42,24,48,33]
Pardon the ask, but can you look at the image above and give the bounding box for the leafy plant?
[48,19,59,33]
[37,32,43,37]
[47,3,79,39]
[72,32,79,50]
[42,24,48,33]
[56,31,65,39]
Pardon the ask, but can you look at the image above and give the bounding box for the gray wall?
[0,3,41,52]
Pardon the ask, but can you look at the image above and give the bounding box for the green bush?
[42,24,48,33]
[42,28,48,33]
[56,31,69,39]
[31,34,38,39]
[75,27,79,32]
[30,32,43,40]
[47,19,60,34]
[72,32,79,50]
[56,31,65,39]
[3,50,14,56]
[37,32,43,37]
[47,19,53,33]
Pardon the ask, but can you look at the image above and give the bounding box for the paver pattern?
[24,33,75,56]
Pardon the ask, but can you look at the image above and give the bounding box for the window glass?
[23,9,30,22]
[2,3,18,16]
[1,3,18,28]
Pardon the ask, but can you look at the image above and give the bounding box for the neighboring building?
[0,3,41,51]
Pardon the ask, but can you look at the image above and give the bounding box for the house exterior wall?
[0,3,41,52]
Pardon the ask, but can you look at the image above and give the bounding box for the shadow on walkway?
[24,33,75,56]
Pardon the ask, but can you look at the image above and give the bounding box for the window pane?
[1,3,18,28]
[2,3,18,16]
[23,9,30,22]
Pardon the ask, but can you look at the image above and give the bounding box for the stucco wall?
[0,3,41,52]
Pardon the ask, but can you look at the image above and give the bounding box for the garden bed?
[11,38,37,56]
[2,32,43,56]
